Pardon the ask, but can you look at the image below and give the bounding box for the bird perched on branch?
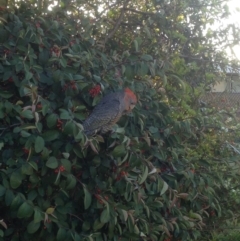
[83,88,137,136]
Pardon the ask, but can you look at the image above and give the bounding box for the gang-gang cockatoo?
[83,88,137,136]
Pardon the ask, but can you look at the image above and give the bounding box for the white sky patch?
[226,0,240,59]
[48,1,58,10]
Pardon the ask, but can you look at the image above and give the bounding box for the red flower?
[89,85,101,97]
[57,119,63,130]
[116,171,128,180]
[54,165,65,173]
[62,81,77,91]
[94,194,103,204]
[23,148,29,154]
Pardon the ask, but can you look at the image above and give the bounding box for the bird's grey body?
[83,91,127,136]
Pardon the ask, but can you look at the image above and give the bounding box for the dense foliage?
[1,0,240,241]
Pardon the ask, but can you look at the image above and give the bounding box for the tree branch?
[104,0,130,44]
[123,7,156,15]
[0,123,21,137]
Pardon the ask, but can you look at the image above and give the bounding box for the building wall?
[232,80,240,92]
[211,76,240,93]
[211,80,228,92]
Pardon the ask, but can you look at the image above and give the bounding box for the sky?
[226,0,240,59]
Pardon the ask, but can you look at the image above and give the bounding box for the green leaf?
[111,144,126,157]
[33,65,43,73]
[5,190,14,206]
[0,142,3,151]
[73,146,84,158]
[27,220,40,233]
[21,110,34,119]
[118,209,128,222]
[35,136,45,153]
[163,74,167,86]
[57,228,67,241]
[0,185,6,197]
[30,174,40,184]
[29,161,38,171]
[62,152,70,159]
[60,58,67,68]
[10,171,22,189]
[0,110,4,119]
[141,54,153,61]
[25,71,33,80]
[28,190,38,201]
[46,207,55,214]
[34,209,43,223]
[133,40,138,52]
[17,202,34,218]
[125,66,134,79]
[46,157,58,169]
[138,62,149,76]
[20,130,31,137]
[60,159,71,172]
[93,75,101,82]
[189,210,202,221]
[74,75,84,80]
[93,219,105,231]
[0,90,13,98]
[163,128,170,137]
[63,121,74,135]
[46,113,57,128]
[160,181,168,195]
[66,174,77,190]
[13,127,22,133]
[144,25,151,38]
[42,130,59,141]
[100,207,110,223]
[92,95,101,106]
[82,221,91,231]
[139,166,148,184]
[10,195,23,210]
[83,185,92,209]
[21,163,33,175]
[170,74,186,91]
[59,109,71,119]
[22,125,36,132]
[149,126,158,134]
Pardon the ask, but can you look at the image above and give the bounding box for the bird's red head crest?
[124,88,137,103]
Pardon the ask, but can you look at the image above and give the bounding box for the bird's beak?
[130,104,136,110]
[123,104,136,115]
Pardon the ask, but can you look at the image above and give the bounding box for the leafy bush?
[211,230,240,241]
[1,2,240,241]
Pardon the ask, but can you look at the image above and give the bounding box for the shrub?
[1,3,240,241]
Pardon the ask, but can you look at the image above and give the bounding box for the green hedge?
[0,5,240,241]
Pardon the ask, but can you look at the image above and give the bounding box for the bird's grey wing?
[83,97,122,135]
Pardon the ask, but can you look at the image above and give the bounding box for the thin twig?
[68,213,83,222]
